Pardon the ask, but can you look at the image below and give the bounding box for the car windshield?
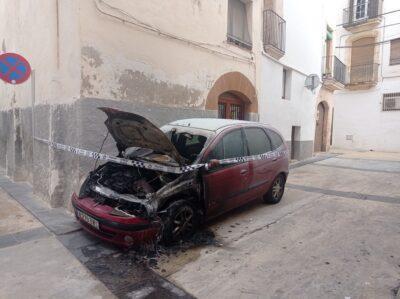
[161,125,212,163]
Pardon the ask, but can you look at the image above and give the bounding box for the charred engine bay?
[80,162,177,217]
[95,163,177,198]
[79,162,199,218]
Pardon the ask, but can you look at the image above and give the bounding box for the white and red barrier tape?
[35,137,287,174]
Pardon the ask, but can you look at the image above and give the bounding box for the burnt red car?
[72,108,289,247]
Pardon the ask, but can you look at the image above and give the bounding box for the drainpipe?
[31,70,35,142]
[380,16,386,78]
[56,0,60,69]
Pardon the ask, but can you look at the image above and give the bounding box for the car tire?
[160,200,199,245]
[264,174,285,204]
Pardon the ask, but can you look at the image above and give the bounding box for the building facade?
[259,0,325,160]
[331,0,400,152]
[314,1,347,154]
[0,0,325,208]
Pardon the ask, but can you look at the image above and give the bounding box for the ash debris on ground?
[130,228,221,269]
[83,228,219,298]
[84,249,193,299]
[393,283,400,298]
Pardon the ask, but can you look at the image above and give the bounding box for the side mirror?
[206,159,220,170]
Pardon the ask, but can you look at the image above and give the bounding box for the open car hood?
[99,107,185,165]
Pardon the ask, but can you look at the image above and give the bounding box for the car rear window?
[267,129,284,150]
[244,128,272,155]
[209,129,245,160]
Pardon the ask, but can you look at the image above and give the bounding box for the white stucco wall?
[78,0,257,109]
[259,58,319,142]
[0,0,259,111]
[259,0,325,149]
[332,0,400,152]
[0,0,81,110]
[333,86,400,152]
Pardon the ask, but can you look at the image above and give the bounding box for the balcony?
[347,63,379,89]
[263,9,286,59]
[342,0,382,30]
[322,56,347,91]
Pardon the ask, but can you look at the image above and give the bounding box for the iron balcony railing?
[343,0,382,27]
[263,9,286,53]
[322,56,347,85]
[348,63,379,84]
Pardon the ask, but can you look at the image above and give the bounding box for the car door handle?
[240,169,248,175]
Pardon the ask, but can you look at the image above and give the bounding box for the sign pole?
[31,69,35,146]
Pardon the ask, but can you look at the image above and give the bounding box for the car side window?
[208,129,245,161]
[209,139,224,160]
[267,129,284,150]
[223,129,245,159]
[244,128,272,155]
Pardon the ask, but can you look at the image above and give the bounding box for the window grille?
[382,92,400,111]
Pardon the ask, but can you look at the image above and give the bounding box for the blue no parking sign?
[0,52,31,84]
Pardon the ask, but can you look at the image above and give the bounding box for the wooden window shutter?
[351,37,375,66]
[390,38,400,65]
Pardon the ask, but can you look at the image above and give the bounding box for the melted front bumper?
[71,193,160,247]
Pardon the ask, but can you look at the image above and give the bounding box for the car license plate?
[77,210,99,230]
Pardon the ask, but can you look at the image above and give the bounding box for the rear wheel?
[264,174,285,204]
[161,200,199,245]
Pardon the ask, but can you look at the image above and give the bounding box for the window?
[354,0,368,20]
[323,27,333,76]
[209,129,245,160]
[209,139,224,160]
[227,0,252,49]
[382,93,400,111]
[244,128,272,155]
[165,130,208,162]
[230,104,242,120]
[390,38,400,66]
[218,103,226,118]
[223,129,245,158]
[267,129,284,150]
[282,68,291,99]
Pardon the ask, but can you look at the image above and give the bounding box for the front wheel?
[160,200,199,245]
[264,174,285,204]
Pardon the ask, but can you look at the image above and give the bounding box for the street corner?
[1,0,400,297]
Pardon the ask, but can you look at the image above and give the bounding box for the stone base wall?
[286,140,314,161]
[0,98,216,209]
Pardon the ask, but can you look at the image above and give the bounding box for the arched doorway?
[206,72,258,120]
[314,102,328,152]
[218,92,245,120]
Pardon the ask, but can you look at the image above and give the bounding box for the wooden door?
[314,103,325,152]
[218,95,244,120]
